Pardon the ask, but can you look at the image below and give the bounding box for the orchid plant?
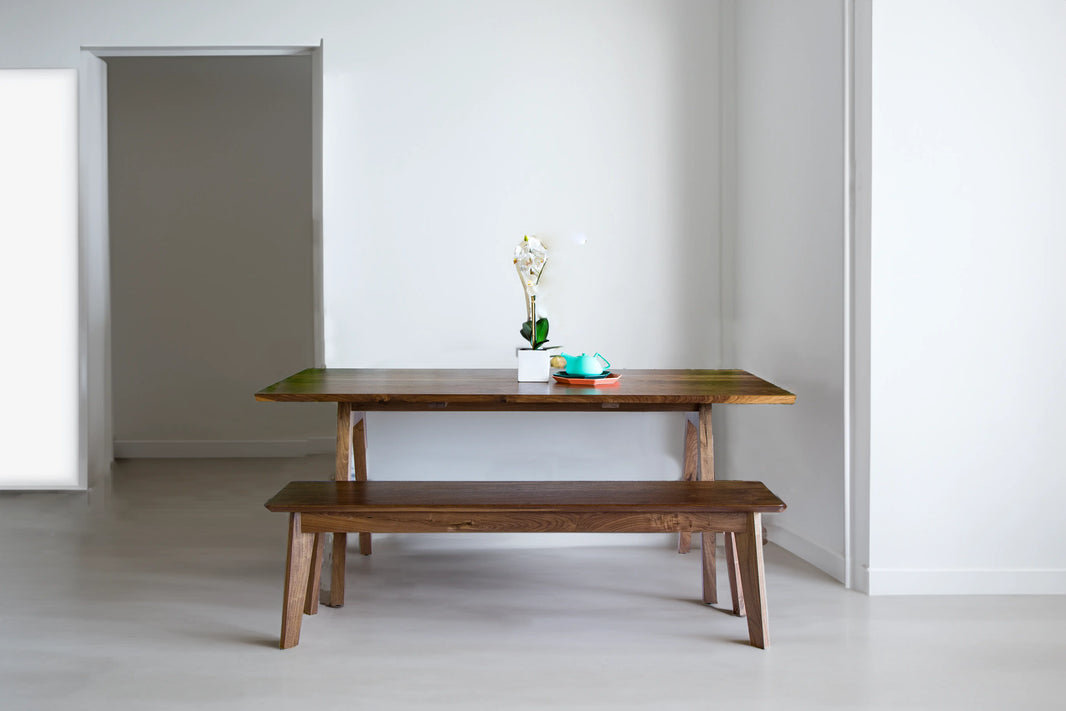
[513,235,550,348]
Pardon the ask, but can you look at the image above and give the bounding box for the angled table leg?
[304,532,324,615]
[351,413,371,556]
[319,404,349,608]
[326,406,369,608]
[688,404,745,613]
[724,531,745,616]
[326,403,351,608]
[693,406,720,604]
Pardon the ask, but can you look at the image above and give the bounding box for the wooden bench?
[264,480,786,649]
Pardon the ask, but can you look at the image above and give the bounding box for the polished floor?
[1,457,1063,710]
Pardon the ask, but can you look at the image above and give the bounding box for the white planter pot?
[516,348,554,382]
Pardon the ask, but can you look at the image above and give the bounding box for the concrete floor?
[1,457,1063,710]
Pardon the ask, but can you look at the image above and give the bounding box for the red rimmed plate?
[552,372,621,386]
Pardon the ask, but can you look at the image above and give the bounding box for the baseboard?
[113,437,335,458]
[764,521,846,583]
[866,568,1066,595]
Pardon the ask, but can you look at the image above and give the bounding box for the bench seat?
[266,480,785,649]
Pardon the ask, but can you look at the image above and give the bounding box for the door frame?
[79,43,325,491]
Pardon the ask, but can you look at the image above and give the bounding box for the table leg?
[677,419,699,553]
[326,403,353,608]
[304,532,324,615]
[724,531,745,616]
[695,406,719,602]
[352,413,371,556]
[689,404,742,611]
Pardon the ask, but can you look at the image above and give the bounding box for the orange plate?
[552,372,621,386]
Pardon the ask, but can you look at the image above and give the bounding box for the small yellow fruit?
[550,356,567,369]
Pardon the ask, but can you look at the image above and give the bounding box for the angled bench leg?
[735,512,769,649]
[281,513,315,649]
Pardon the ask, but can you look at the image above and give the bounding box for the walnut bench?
[264,480,786,649]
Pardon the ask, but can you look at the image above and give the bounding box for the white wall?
[0,1,725,524]
[319,1,721,371]
[318,0,723,516]
[107,56,334,456]
[867,0,1066,593]
[719,0,847,581]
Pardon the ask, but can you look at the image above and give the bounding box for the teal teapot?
[559,352,611,377]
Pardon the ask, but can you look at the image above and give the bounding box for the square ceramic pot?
[516,348,554,382]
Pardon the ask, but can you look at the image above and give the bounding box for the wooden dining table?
[255,368,795,613]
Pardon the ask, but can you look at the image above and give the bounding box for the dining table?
[255,368,795,612]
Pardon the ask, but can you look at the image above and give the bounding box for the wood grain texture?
[268,482,781,650]
[303,532,323,615]
[280,513,314,649]
[265,481,787,514]
[351,413,367,481]
[736,513,769,649]
[697,405,714,481]
[255,369,796,407]
[678,419,699,554]
[335,403,352,481]
[725,532,745,616]
[299,510,750,534]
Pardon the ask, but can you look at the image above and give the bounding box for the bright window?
[0,69,80,488]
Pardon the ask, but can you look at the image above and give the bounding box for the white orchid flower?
[513,235,549,345]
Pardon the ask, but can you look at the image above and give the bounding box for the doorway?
[82,46,328,476]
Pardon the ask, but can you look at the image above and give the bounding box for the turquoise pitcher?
[559,352,611,376]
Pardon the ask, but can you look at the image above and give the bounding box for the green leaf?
[534,317,549,346]
[520,317,550,349]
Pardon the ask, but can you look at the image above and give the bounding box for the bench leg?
[725,532,745,616]
[304,533,324,615]
[281,513,315,649]
[678,419,699,554]
[735,513,769,649]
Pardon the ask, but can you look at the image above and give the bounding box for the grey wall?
[108,56,333,452]
[719,0,847,581]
